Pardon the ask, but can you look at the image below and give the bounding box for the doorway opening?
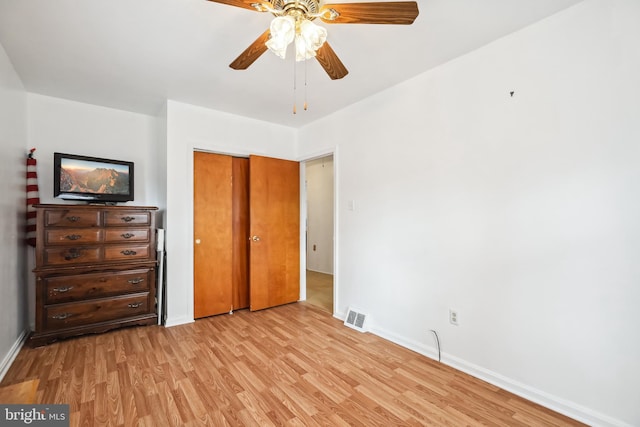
[304,155,334,313]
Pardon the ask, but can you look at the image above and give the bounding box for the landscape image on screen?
[60,158,129,195]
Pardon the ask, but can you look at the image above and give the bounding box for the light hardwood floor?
[2,303,584,426]
[305,270,333,313]
[0,378,38,404]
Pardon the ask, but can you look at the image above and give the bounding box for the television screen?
[54,152,134,203]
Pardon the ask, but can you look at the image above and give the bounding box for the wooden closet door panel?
[232,157,250,310]
[193,152,233,318]
[249,155,300,311]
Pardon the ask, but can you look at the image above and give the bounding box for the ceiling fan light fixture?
[265,16,296,59]
[265,0,327,62]
[295,19,327,61]
[218,0,418,81]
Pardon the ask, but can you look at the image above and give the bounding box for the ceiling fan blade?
[315,43,349,80]
[205,0,267,12]
[320,2,419,25]
[230,30,271,70]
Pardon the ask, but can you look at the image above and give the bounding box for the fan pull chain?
[304,59,308,111]
[293,55,297,114]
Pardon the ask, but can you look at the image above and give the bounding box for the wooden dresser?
[31,204,158,346]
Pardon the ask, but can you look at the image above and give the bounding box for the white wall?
[0,41,28,379]
[305,156,334,274]
[27,94,162,207]
[298,1,640,425]
[154,102,168,229]
[164,100,297,326]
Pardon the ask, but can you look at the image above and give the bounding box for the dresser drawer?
[44,268,153,304]
[43,246,102,266]
[44,293,150,330]
[44,210,101,228]
[45,228,103,245]
[105,211,151,226]
[104,228,149,243]
[104,244,151,261]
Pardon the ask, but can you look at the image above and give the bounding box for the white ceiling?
[0,0,583,128]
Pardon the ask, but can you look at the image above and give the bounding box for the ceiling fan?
[206,0,419,80]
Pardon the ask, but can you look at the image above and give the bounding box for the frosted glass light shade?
[295,19,327,61]
[266,16,296,59]
[266,16,327,61]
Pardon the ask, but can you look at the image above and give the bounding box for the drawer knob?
[52,286,74,293]
[128,278,144,285]
[64,250,81,260]
[121,216,135,222]
[128,303,143,308]
[120,250,137,256]
[121,233,135,239]
[51,313,72,320]
[65,234,82,241]
[66,216,80,222]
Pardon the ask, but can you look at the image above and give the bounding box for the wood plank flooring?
[0,378,38,404]
[305,270,333,313]
[1,303,584,426]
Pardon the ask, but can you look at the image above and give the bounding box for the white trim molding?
[0,329,29,382]
[163,316,195,328]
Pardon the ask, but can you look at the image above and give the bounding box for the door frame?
[189,147,338,318]
[300,148,338,316]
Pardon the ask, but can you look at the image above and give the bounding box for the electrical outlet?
[449,309,459,326]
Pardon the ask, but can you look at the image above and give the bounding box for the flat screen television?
[54,152,134,203]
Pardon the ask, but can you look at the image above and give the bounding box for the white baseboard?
[367,325,631,427]
[164,315,195,328]
[441,352,633,427]
[0,329,29,382]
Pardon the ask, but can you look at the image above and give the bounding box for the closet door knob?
[195,239,201,244]
[251,235,261,242]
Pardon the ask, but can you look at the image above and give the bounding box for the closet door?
[249,155,300,311]
[193,152,233,318]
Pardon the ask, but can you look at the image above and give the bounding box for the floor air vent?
[344,307,368,332]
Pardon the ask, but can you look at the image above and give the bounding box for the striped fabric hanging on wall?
[26,148,40,247]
